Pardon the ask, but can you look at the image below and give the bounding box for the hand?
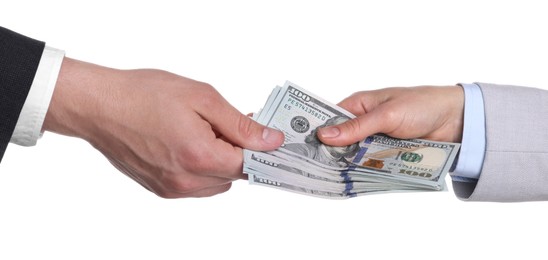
[317,86,464,146]
[43,58,284,198]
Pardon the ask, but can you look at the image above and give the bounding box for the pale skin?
[317,86,465,146]
[43,57,284,198]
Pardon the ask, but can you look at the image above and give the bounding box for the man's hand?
[43,58,284,198]
[318,86,464,146]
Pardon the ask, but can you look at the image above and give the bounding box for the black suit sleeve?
[0,27,45,163]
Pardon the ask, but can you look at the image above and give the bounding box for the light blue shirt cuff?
[450,83,486,182]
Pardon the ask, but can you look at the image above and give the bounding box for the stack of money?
[243,81,461,199]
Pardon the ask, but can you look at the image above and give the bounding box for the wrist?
[42,57,119,141]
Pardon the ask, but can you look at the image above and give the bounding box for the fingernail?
[319,127,340,138]
[262,128,283,144]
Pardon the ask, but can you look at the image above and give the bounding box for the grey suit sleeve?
[454,83,548,202]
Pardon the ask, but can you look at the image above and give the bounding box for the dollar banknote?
[244,81,460,199]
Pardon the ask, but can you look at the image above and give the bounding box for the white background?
[1,1,547,259]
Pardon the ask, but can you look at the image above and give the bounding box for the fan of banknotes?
[243,81,461,199]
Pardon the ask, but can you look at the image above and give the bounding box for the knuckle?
[377,107,403,134]
[177,147,216,173]
[340,91,368,112]
[198,82,215,92]
[237,115,256,139]
[150,180,184,199]
[173,180,199,194]
[163,176,201,194]
[382,107,400,123]
[345,119,363,136]
[196,83,221,105]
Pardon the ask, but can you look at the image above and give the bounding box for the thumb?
[318,113,383,146]
[234,113,285,151]
[206,103,284,151]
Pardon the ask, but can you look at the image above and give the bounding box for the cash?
[244,81,461,199]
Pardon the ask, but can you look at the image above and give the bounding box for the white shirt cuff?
[450,83,486,182]
[10,46,65,146]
